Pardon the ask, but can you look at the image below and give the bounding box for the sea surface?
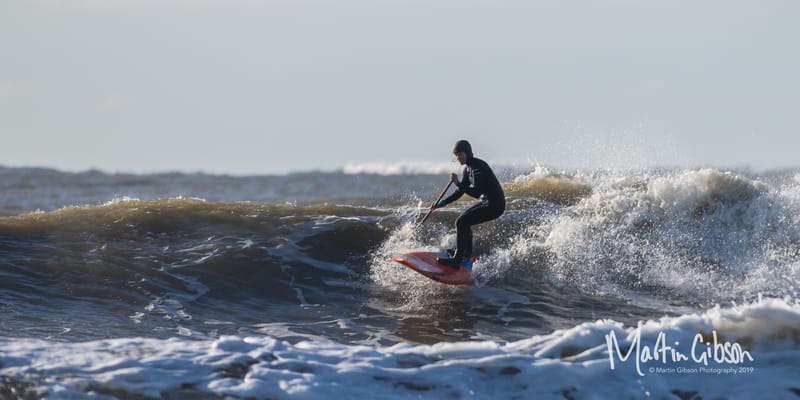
[1,163,800,399]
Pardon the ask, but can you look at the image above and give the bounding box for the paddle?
[416,180,453,227]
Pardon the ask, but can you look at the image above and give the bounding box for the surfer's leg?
[454,223,471,261]
[453,202,489,261]
[455,201,503,260]
[464,227,473,259]
[441,201,502,267]
[439,221,471,268]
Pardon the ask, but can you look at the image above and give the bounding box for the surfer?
[431,140,506,268]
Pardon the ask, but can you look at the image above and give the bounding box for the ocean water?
[1,164,800,399]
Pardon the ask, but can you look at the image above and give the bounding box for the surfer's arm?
[439,188,464,207]
[437,169,473,208]
[441,168,473,207]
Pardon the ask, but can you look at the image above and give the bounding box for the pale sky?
[1,0,798,175]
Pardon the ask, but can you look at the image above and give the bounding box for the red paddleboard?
[392,251,475,285]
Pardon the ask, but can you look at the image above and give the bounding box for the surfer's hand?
[450,172,459,184]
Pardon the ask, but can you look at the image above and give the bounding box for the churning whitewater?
[1,164,799,399]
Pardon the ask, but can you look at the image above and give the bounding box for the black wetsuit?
[439,156,505,261]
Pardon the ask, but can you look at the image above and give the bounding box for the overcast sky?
[1,0,798,174]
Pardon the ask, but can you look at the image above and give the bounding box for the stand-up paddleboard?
[392,251,475,285]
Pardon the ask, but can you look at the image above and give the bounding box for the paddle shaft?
[417,180,453,227]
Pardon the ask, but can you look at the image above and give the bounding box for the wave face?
[1,199,395,343]
[2,165,800,398]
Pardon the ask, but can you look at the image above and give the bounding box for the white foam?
[342,161,458,175]
[2,297,798,399]
[529,168,800,301]
[101,196,142,206]
[511,163,555,182]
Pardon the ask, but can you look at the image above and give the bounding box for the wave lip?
[505,172,592,206]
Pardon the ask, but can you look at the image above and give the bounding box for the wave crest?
[342,161,458,175]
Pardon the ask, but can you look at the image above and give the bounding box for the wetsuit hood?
[453,140,473,160]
